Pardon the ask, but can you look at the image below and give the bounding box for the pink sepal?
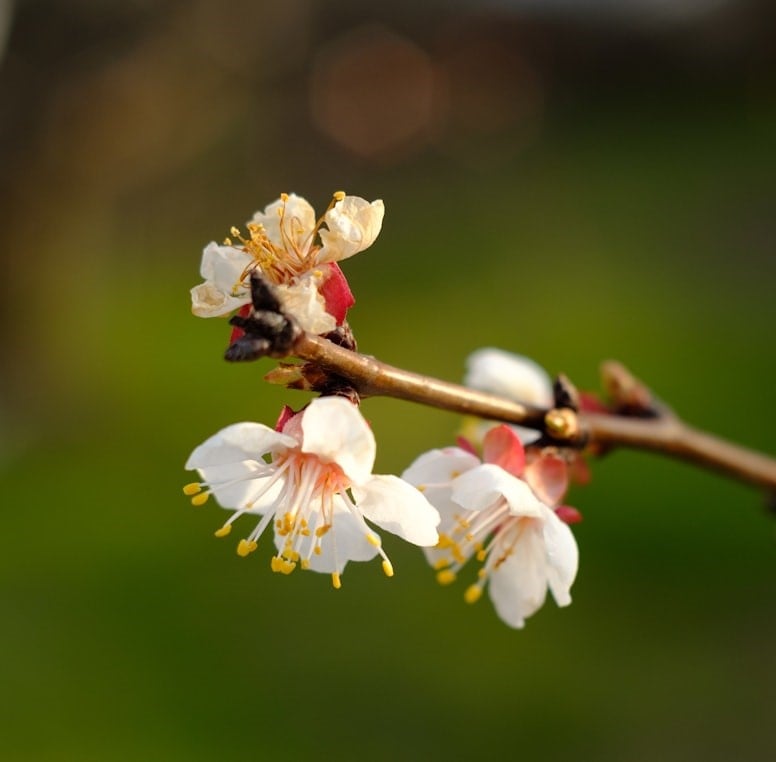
[318,263,355,325]
[483,425,526,478]
[455,435,478,457]
[274,405,297,432]
[555,505,583,525]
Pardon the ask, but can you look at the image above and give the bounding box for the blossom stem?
[292,333,776,493]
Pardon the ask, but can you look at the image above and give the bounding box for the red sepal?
[318,263,355,325]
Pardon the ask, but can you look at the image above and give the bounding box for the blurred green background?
[1,1,775,760]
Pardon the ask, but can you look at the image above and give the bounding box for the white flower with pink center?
[402,425,578,628]
[184,396,439,588]
[190,191,384,334]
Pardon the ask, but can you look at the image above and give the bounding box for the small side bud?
[545,408,580,440]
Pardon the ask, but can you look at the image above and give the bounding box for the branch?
[292,333,776,493]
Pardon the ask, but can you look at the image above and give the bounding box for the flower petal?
[251,193,316,253]
[199,242,253,292]
[300,397,375,483]
[541,506,579,607]
[275,276,336,334]
[190,282,247,317]
[465,348,554,406]
[452,464,545,518]
[318,196,384,263]
[354,475,440,546]
[402,447,480,487]
[488,524,549,629]
[185,422,296,470]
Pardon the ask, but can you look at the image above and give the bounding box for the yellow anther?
[230,226,240,237]
[333,190,346,201]
[270,556,296,575]
[476,549,487,562]
[237,539,257,557]
[437,533,453,549]
[315,524,331,538]
[331,573,342,589]
[433,558,451,570]
[314,546,322,556]
[183,483,202,496]
[280,192,289,202]
[450,470,461,478]
[214,524,232,538]
[223,237,233,246]
[478,567,488,579]
[464,584,483,604]
[301,559,310,570]
[366,533,381,547]
[436,569,457,586]
[283,549,300,562]
[191,492,210,507]
[452,546,466,564]
[382,559,394,578]
[417,485,426,492]
[465,532,474,542]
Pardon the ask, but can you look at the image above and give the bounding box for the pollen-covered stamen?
[298,191,345,269]
[183,463,276,508]
[433,499,511,585]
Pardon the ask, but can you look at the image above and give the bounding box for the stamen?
[237,539,258,557]
[191,492,210,506]
[464,584,483,604]
[436,569,457,586]
[331,572,342,589]
[333,190,345,201]
[366,533,381,547]
[381,559,394,578]
[214,524,232,538]
[183,483,202,496]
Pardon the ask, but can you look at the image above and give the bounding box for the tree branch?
[292,333,776,493]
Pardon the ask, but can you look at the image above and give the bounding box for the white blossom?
[190,192,384,334]
[403,425,578,628]
[184,396,439,587]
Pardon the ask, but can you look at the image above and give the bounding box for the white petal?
[465,348,554,408]
[199,242,253,293]
[318,197,384,263]
[185,422,296,470]
[300,397,376,483]
[451,464,545,518]
[402,447,480,487]
[190,282,248,317]
[275,499,378,574]
[203,464,284,511]
[354,475,440,547]
[275,277,336,334]
[250,193,316,253]
[541,506,579,607]
[488,524,549,629]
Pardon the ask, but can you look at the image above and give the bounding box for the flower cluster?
[190,191,384,334]
[184,191,584,628]
[185,395,439,588]
[404,424,579,628]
